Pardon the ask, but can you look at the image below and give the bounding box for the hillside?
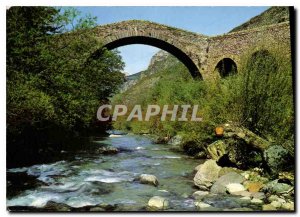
[114,51,185,105]
[120,50,178,92]
[230,6,290,33]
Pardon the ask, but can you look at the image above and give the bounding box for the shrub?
[112,43,293,154]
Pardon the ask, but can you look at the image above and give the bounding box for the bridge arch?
[103,36,202,79]
[92,20,208,79]
[214,58,237,78]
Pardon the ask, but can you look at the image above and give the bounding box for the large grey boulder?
[139,174,159,187]
[193,160,221,190]
[148,196,169,210]
[210,172,245,194]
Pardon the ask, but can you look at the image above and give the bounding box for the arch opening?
[102,36,203,79]
[215,58,237,78]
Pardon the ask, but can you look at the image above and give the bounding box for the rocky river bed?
[6,134,294,212]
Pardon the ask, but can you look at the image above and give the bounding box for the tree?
[7,7,125,166]
[54,7,97,32]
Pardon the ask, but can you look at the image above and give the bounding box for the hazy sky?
[75,6,269,75]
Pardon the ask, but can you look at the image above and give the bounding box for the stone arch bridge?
[89,20,291,80]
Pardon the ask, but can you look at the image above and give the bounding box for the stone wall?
[206,22,291,78]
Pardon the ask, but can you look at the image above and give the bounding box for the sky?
[76,6,269,75]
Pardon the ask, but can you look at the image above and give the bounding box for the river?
[7,133,203,211]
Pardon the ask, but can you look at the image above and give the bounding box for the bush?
[112,43,293,155]
[238,43,293,144]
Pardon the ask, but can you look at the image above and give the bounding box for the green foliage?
[55,7,98,32]
[7,7,124,142]
[112,45,293,155]
[239,46,293,144]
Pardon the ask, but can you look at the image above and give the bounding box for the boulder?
[270,201,282,208]
[251,198,263,204]
[194,201,211,209]
[226,183,246,194]
[44,201,71,211]
[207,140,227,161]
[264,145,290,174]
[263,204,277,211]
[223,125,271,151]
[168,135,182,146]
[245,181,264,193]
[268,195,286,204]
[218,167,242,177]
[281,202,294,210]
[193,160,221,190]
[96,146,119,155]
[251,192,265,200]
[148,196,169,210]
[267,195,280,202]
[240,196,251,201]
[202,194,244,209]
[263,179,293,194]
[139,174,159,187]
[194,164,203,172]
[210,172,244,194]
[231,191,252,197]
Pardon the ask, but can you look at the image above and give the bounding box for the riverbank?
[149,128,295,211]
[7,133,294,211]
[7,134,200,211]
[191,159,294,211]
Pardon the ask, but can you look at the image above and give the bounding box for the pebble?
[226,183,246,194]
[195,201,211,209]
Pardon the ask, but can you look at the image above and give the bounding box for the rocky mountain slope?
[121,50,176,92]
[230,6,290,33]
